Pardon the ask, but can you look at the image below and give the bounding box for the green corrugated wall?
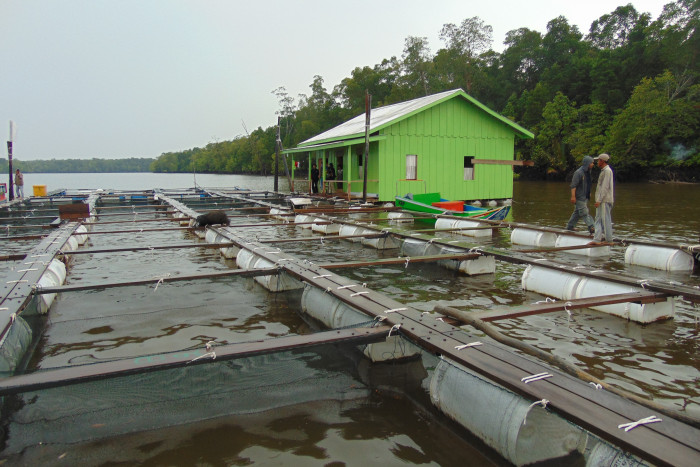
[378,97,516,202]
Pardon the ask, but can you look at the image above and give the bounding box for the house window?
[406,154,417,180]
[464,156,474,180]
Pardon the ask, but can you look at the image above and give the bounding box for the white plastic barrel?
[235,249,302,292]
[0,315,32,373]
[427,244,495,275]
[522,265,675,323]
[36,259,67,313]
[430,358,585,466]
[339,224,365,241]
[624,245,695,272]
[401,238,430,257]
[511,228,557,248]
[73,225,89,245]
[555,234,610,257]
[301,285,420,362]
[435,218,491,238]
[294,214,315,228]
[362,234,400,250]
[205,228,239,259]
[311,221,340,235]
[387,212,413,222]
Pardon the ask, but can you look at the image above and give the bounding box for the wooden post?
[274,117,280,192]
[362,91,371,203]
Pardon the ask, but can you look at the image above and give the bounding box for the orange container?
[432,200,464,211]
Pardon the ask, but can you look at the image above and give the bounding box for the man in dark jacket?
[311,163,319,194]
[565,155,595,234]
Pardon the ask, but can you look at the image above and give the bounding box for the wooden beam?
[35,267,278,294]
[320,253,480,269]
[0,326,390,396]
[469,291,669,322]
[473,159,534,166]
[60,242,236,255]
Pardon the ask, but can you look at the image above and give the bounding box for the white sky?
[0,0,671,160]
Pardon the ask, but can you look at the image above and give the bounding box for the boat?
[395,193,510,220]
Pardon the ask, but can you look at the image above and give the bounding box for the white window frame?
[406,154,418,180]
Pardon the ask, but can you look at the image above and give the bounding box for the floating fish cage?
[0,188,698,466]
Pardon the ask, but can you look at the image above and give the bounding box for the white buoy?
[235,249,302,292]
[511,228,557,248]
[555,234,610,256]
[430,358,586,465]
[301,285,420,362]
[36,259,67,313]
[522,265,675,323]
[625,245,695,272]
[435,218,491,238]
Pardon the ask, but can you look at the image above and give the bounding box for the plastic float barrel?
[362,232,400,250]
[511,228,557,248]
[521,265,674,323]
[301,284,420,362]
[624,245,695,272]
[425,244,496,275]
[339,224,365,241]
[555,234,610,256]
[73,225,89,245]
[311,220,340,235]
[400,238,430,257]
[435,218,491,238]
[0,314,32,373]
[430,358,585,466]
[269,207,288,220]
[235,249,302,292]
[36,259,67,313]
[294,214,315,228]
[487,200,498,207]
[387,211,413,222]
[204,228,240,259]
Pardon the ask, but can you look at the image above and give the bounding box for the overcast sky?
[1,0,670,160]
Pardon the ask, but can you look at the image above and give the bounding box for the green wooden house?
[283,89,533,203]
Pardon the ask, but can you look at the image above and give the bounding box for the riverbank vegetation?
[0,157,154,173]
[159,1,698,181]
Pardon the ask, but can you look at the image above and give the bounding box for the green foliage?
[0,157,154,173]
[149,0,700,180]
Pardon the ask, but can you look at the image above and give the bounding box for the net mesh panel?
[1,341,386,455]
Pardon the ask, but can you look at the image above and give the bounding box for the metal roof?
[296,89,533,148]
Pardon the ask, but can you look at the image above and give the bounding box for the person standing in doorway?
[14,169,24,199]
[311,163,319,194]
[592,154,614,243]
[565,155,595,235]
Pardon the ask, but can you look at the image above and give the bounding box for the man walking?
[14,169,24,199]
[592,153,614,243]
[566,155,595,234]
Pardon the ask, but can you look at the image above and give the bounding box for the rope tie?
[522,399,550,425]
[351,291,369,297]
[455,342,482,350]
[534,297,556,305]
[404,257,411,268]
[153,273,171,292]
[337,284,357,290]
[637,279,650,289]
[618,415,661,432]
[521,372,553,384]
[388,323,401,336]
[313,274,331,279]
[436,317,444,322]
[589,382,602,390]
[6,280,28,284]
[187,351,217,364]
[325,287,332,293]
[384,308,407,314]
[17,268,38,273]
[564,301,573,318]
[374,315,387,323]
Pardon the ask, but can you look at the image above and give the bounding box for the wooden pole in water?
[7,121,14,201]
[274,117,280,192]
[362,91,371,203]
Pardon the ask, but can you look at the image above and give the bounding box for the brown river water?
[0,176,698,466]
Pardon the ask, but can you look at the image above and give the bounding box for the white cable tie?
[534,258,548,262]
[313,274,332,279]
[6,280,28,284]
[374,315,388,322]
[337,284,358,290]
[10,313,16,323]
[455,342,482,350]
[521,372,553,384]
[384,308,407,314]
[153,273,171,292]
[362,282,367,288]
[0,307,8,311]
[564,301,573,318]
[618,415,662,432]
[325,287,332,293]
[320,237,324,245]
[388,323,401,336]
[404,257,411,268]
[205,341,216,352]
[522,399,550,425]
[589,382,602,390]
[436,317,444,322]
[17,268,38,272]
[187,351,217,364]
[350,291,369,297]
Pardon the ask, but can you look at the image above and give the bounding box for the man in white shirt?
[592,154,614,243]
